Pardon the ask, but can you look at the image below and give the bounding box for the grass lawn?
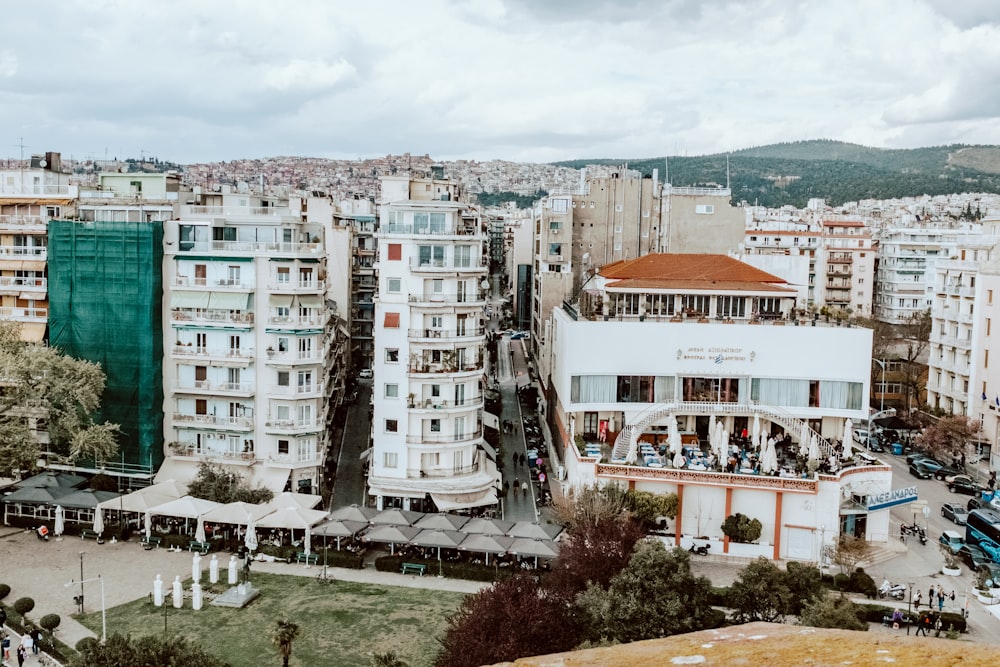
[76,573,468,667]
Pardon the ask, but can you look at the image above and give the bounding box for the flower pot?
[942,565,961,576]
[975,591,1000,605]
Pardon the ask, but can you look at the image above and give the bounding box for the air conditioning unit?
[551,229,559,235]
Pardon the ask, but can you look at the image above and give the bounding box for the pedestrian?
[503,480,510,497]
[1,631,9,661]
[20,631,32,657]
[16,643,26,667]
[522,483,528,497]
[928,586,935,606]
[513,478,519,492]
[914,590,922,608]
[29,627,39,655]
[914,614,929,636]
[937,585,945,612]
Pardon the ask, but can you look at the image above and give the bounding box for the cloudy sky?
[2,0,999,164]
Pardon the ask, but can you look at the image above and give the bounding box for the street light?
[906,580,915,635]
[873,358,887,414]
[65,575,105,643]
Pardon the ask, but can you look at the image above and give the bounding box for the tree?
[435,576,580,667]
[721,513,762,544]
[187,462,274,504]
[576,541,717,644]
[371,651,409,667]
[799,594,867,631]
[915,415,981,463]
[543,514,645,602]
[551,483,629,534]
[830,535,873,575]
[72,633,230,667]
[624,490,678,530]
[0,321,119,476]
[782,561,824,616]
[727,558,790,623]
[272,619,300,667]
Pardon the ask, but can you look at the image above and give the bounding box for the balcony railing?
[382,223,478,237]
[176,381,255,393]
[407,326,486,340]
[177,240,322,255]
[265,419,319,431]
[267,452,318,464]
[0,246,46,258]
[405,428,484,444]
[173,276,255,289]
[0,185,75,196]
[171,413,253,428]
[171,309,254,324]
[265,349,324,363]
[409,259,488,271]
[0,307,47,319]
[171,346,256,359]
[267,280,325,292]
[0,215,46,231]
[407,361,485,374]
[407,396,484,409]
[407,464,480,478]
[178,204,295,219]
[0,277,46,290]
[408,292,486,305]
[168,442,256,462]
[267,314,327,326]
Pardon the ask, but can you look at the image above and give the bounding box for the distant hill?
[553,140,1000,207]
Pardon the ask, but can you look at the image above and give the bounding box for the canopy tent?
[154,459,291,494]
[16,471,87,489]
[415,513,471,531]
[507,538,559,560]
[371,509,424,526]
[98,481,186,513]
[55,489,120,509]
[264,491,323,512]
[508,521,563,541]
[148,495,222,520]
[362,525,421,555]
[459,517,513,536]
[256,505,329,530]
[457,534,514,559]
[201,501,275,525]
[430,489,497,511]
[412,529,466,561]
[313,519,368,551]
[154,459,201,485]
[1,485,71,505]
[328,504,378,523]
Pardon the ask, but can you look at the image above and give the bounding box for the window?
[695,204,714,214]
[276,439,290,455]
[385,419,398,433]
[548,243,562,256]
[384,312,400,328]
[277,371,289,387]
[276,266,290,284]
[551,198,568,213]
[454,245,472,267]
[383,452,398,468]
[387,243,401,261]
[430,418,441,432]
[988,318,992,336]
[386,348,399,362]
[990,289,994,305]
[385,383,398,398]
[431,384,441,397]
[418,245,446,267]
[387,278,401,293]
[549,221,562,230]
[277,337,289,353]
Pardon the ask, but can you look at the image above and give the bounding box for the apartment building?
[368,171,498,512]
[662,185,744,255]
[815,218,875,316]
[158,187,347,495]
[0,152,76,342]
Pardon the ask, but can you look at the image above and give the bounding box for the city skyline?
[2,0,1000,165]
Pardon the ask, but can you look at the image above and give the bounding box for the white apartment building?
[548,254,887,559]
[876,226,982,323]
[368,173,498,512]
[926,233,998,419]
[159,188,347,495]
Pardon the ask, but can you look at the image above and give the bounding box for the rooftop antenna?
[14,137,28,177]
[726,154,731,190]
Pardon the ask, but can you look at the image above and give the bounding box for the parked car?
[853,428,869,445]
[358,368,373,380]
[934,465,964,481]
[968,496,988,511]
[959,544,994,570]
[909,461,933,479]
[978,562,1000,587]
[906,452,931,466]
[916,458,945,474]
[941,503,968,526]
[949,475,986,496]
[509,331,529,340]
[939,529,965,551]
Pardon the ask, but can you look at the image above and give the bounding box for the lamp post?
[907,581,915,635]
[65,575,105,643]
[873,359,887,414]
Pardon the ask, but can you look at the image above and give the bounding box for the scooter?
[688,543,710,556]
[878,580,906,600]
[902,523,927,545]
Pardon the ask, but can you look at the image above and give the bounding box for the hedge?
[374,555,521,582]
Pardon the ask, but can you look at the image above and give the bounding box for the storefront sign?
[866,486,918,511]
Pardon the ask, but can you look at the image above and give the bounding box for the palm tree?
[371,651,409,667]
[271,619,300,667]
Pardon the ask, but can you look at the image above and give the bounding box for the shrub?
[720,513,762,543]
[39,614,61,632]
[75,637,99,653]
[0,583,10,600]
[708,586,730,607]
[13,597,34,616]
[832,573,850,591]
[849,568,878,599]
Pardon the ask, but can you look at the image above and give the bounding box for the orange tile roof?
[599,254,792,292]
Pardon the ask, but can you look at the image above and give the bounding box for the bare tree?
[916,415,981,463]
[831,535,873,575]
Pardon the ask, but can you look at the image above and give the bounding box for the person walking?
[16,643,26,667]
[29,627,39,655]
[1,630,10,662]
[19,632,32,658]
[913,590,922,609]
[914,614,928,636]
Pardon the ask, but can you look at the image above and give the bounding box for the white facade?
[160,191,348,495]
[368,178,498,511]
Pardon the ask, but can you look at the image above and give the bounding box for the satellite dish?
[480,279,490,290]
[38,159,47,168]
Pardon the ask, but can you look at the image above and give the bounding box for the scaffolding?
[47,220,164,476]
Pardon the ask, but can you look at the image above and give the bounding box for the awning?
[298,295,323,308]
[170,291,210,309]
[384,312,400,328]
[154,458,201,485]
[431,489,498,511]
[21,260,45,271]
[359,447,373,462]
[19,323,45,342]
[18,292,39,300]
[269,294,294,307]
[248,466,292,494]
[478,442,498,462]
[208,292,251,310]
[483,412,500,430]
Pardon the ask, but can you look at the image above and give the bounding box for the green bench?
[296,552,318,565]
[401,562,427,576]
[80,530,102,541]
[188,541,211,554]
[141,535,162,549]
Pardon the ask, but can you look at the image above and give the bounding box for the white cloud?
[262,59,357,92]
[0,51,15,78]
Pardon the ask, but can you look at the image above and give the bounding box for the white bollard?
[228,555,238,585]
[191,582,202,611]
[153,574,163,607]
[209,554,219,584]
[192,553,202,583]
[172,575,183,609]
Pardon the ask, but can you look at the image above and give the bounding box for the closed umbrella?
[842,418,854,460]
[245,513,259,554]
[92,506,104,536]
[752,413,761,446]
[800,424,811,456]
[808,433,821,463]
[673,448,686,468]
[669,418,681,455]
[303,526,312,558]
[195,515,207,544]
[144,511,152,540]
[54,505,64,539]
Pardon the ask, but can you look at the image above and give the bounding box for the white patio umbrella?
[144,511,152,540]
[303,526,311,557]
[752,413,761,446]
[92,506,104,536]
[762,438,779,473]
[245,513,259,553]
[714,422,727,463]
[800,424,811,456]
[669,418,682,455]
[808,433,821,463]
[54,505,64,539]
[673,449,686,468]
[195,515,207,544]
[624,436,638,465]
[843,418,853,444]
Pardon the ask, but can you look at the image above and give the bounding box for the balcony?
[167,442,256,464]
[407,326,486,341]
[405,428,484,445]
[171,309,254,325]
[0,277,46,292]
[0,215,46,232]
[0,185,76,197]
[0,246,47,260]
[175,381,255,396]
[268,280,326,292]
[173,276,255,290]
[381,222,478,237]
[177,240,322,257]
[171,346,256,362]
[828,254,853,263]
[266,314,328,327]
[171,413,254,430]
[265,349,324,364]
[409,258,488,273]
[267,452,319,465]
[407,292,486,306]
[0,306,47,321]
[268,382,324,397]
[406,463,481,479]
[265,419,321,434]
[407,360,485,377]
[407,396,485,411]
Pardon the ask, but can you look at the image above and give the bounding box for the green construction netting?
[48,220,164,475]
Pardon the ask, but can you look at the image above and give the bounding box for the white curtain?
[754,378,809,407]
[571,375,617,403]
[654,376,675,402]
[820,381,863,410]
